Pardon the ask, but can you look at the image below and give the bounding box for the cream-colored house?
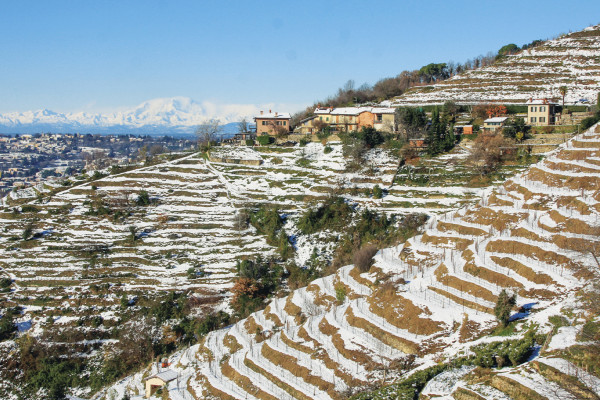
[295,115,318,135]
[483,117,509,132]
[144,369,178,398]
[526,98,558,126]
[312,106,396,133]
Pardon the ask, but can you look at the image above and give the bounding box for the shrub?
[187,267,197,280]
[296,157,311,167]
[248,205,283,244]
[323,145,333,154]
[372,185,383,199]
[21,205,40,213]
[135,190,151,206]
[232,258,283,318]
[22,223,34,241]
[581,113,600,131]
[0,278,13,289]
[0,313,17,341]
[335,284,347,304]
[299,138,310,147]
[354,244,378,273]
[257,135,273,146]
[196,311,230,336]
[245,139,255,146]
[297,196,353,234]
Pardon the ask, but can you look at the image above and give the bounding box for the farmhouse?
[483,116,508,132]
[295,115,318,135]
[312,106,396,133]
[144,369,178,398]
[526,98,558,126]
[254,110,291,136]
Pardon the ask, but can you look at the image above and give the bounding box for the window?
[283,121,286,126]
[376,114,383,122]
[531,106,537,112]
[326,117,329,122]
[262,121,267,125]
[320,117,323,121]
[540,106,546,112]
[540,117,546,123]
[531,117,537,123]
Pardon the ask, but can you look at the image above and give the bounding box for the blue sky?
[1,0,599,114]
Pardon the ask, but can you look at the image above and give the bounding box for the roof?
[314,106,395,116]
[254,112,291,119]
[484,117,509,123]
[299,115,317,124]
[526,98,559,105]
[145,369,178,383]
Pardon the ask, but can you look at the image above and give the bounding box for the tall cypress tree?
[427,108,441,156]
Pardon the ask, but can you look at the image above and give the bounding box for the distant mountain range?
[0,97,257,136]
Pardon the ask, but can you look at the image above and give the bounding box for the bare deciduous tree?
[468,132,516,175]
[267,121,289,138]
[195,119,222,148]
[237,117,249,134]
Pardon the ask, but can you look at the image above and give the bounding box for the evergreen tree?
[494,289,516,327]
[426,108,441,155]
[0,312,16,341]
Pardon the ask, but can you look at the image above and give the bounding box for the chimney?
[275,112,278,117]
[260,110,263,115]
[269,109,272,113]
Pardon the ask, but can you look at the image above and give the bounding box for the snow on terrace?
[392,24,600,105]
[206,142,478,215]
[0,153,275,308]
[114,126,600,400]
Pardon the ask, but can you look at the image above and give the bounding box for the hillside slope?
[107,124,600,399]
[390,24,600,105]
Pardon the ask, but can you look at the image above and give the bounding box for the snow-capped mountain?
[0,97,278,135]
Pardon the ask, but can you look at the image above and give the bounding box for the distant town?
[0,133,195,196]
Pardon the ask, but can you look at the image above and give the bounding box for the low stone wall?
[208,156,262,166]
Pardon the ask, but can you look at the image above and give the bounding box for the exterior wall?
[374,113,395,132]
[357,111,375,129]
[528,105,554,126]
[255,118,291,135]
[483,122,505,132]
[145,378,166,398]
[296,120,314,135]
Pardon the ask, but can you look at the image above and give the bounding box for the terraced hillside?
[105,124,600,399]
[390,24,600,105]
[0,143,494,331]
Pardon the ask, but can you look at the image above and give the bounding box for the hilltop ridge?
[390,24,600,106]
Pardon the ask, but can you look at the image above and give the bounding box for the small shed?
[144,369,178,398]
[454,125,473,135]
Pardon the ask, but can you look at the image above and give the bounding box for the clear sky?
[1,0,599,114]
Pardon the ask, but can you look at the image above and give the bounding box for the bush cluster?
[297,196,353,235]
[257,135,274,146]
[247,205,293,260]
[231,257,284,318]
